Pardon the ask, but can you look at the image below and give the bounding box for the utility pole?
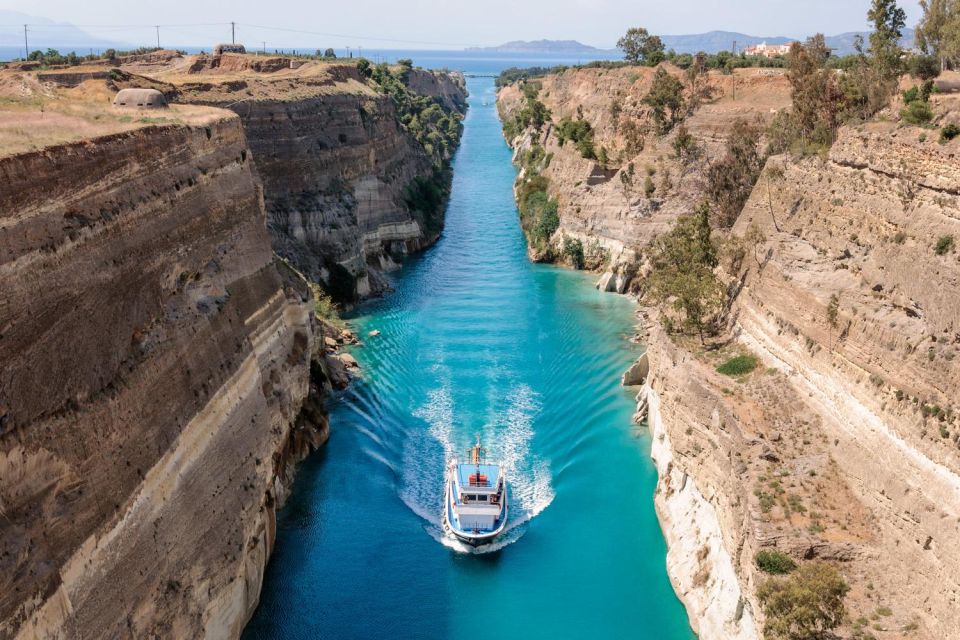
[231,22,235,44]
[262,41,266,56]
[23,24,28,59]
[155,25,160,49]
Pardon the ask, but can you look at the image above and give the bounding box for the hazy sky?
[0,0,926,50]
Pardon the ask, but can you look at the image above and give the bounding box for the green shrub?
[562,237,585,269]
[643,175,656,198]
[941,123,960,143]
[758,562,849,640]
[756,550,798,575]
[901,100,934,125]
[717,354,759,376]
[556,117,596,159]
[935,234,954,255]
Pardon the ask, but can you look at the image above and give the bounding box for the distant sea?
[0,46,616,74]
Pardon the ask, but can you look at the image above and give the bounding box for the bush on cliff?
[756,550,798,574]
[648,203,723,344]
[556,117,596,159]
[370,62,463,168]
[758,561,849,640]
[562,237,585,269]
[404,168,451,238]
[717,354,759,377]
[643,68,686,135]
[503,82,552,140]
[705,118,765,228]
[517,176,561,251]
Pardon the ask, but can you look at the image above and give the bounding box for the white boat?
[442,437,508,547]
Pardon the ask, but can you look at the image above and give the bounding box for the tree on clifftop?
[917,0,960,70]
[617,27,666,66]
[868,0,908,79]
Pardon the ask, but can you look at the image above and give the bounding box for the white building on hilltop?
[743,42,796,58]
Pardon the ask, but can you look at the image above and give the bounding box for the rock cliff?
[0,85,329,638]
[498,65,789,288]
[502,64,960,639]
[162,56,467,300]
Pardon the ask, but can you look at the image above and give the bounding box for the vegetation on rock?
[648,203,722,343]
[705,118,765,227]
[717,354,759,376]
[758,562,849,640]
[756,550,799,575]
[556,116,596,159]
[643,68,686,135]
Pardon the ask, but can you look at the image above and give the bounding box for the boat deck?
[455,463,501,490]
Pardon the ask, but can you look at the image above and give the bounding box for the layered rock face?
[727,122,960,637]
[503,64,960,638]
[171,60,467,298]
[640,116,960,637]
[0,116,327,638]
[498,66,790,287]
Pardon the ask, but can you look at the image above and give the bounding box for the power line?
[0,19,482,54]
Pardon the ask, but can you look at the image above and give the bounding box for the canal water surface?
[243,76,694,640]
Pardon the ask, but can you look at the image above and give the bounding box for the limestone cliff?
[0,103,327,637]
[498,65,790,289]
[503,63,960,639]
[162,56,467,300]
[642,108,960,638]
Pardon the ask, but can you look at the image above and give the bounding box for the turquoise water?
[243,77,694,640]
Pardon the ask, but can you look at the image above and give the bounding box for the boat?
[442,437,508,547]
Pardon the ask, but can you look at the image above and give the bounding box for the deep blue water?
[242,76,693,639]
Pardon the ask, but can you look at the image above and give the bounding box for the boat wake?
[401,380,554,553]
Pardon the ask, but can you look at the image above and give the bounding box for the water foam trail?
[400,381,454,525]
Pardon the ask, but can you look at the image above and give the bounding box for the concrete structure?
[113,88,168,109]
[214,44,246,55]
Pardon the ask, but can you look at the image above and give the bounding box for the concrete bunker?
[113,88,168,109]
[214,44,247,55]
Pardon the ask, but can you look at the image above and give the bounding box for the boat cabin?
[450,463,505,532]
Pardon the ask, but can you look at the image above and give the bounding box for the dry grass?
[0,74,228,157]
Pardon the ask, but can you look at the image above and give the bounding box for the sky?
[0,0,926,51]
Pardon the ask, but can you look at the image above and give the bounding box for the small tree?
[827,293,840,349]
[643,68,686,134]
[921,0,960,71]
[758,562,849,640]
[868,0,908,81]
[356,57,372,78]
[323,47,336,58]
[617,27,665,65]
[648,203,722,343]
[705,118,764,227]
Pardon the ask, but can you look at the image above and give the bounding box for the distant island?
[467,40,607,54]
